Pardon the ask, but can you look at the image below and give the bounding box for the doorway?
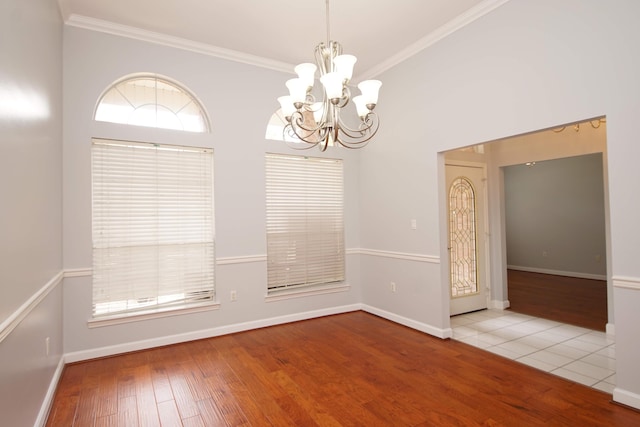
[442,117,611,326]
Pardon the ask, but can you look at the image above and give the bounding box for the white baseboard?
[613,387,640,411]
[606,323,615,336]
[35,356,65,427]
[361,304,452,339]
[490,299,510,310]
[507,265,606,281]
[65,304,363,363]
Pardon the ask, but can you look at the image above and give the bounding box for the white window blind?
[92,139,215,317]
[266,153,344,292]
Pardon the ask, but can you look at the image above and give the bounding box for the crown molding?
[66,1,511,81]
[65,14,296,75]
[357,0,512,81]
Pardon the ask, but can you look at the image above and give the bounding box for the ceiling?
[57,0,507,81]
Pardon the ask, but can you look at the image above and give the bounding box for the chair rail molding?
[0,270,64,344]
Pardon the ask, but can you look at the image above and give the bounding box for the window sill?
[265,283,350,303]
[88,301,221,328]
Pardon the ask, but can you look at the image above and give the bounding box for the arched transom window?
[95,74,210,133]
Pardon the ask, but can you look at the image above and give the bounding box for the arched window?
[95,74,210,133]
[91,73,216,322]
[265,108,300,142]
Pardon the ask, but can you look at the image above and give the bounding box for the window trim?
[264,282,350,302]
[87,300,220,328]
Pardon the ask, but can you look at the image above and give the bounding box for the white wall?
[62,27,363,357]
[0,0,64,425]
[359,0,640,408]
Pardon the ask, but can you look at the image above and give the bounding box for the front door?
[446,163,488,315]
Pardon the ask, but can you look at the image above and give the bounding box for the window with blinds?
[92,138,215,318]
[265,153,345,292]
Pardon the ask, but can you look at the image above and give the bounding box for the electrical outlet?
[230,290,237,302]
[390,282,397,293]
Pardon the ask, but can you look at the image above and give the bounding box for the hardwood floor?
[46,311,639,426]
[507,269,608,332]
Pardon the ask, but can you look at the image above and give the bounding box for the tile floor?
[451,309,616,394]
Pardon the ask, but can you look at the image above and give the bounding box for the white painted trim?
[490,299,510,310]
[357,248,440,264]
[358,0,512,80]
[606,323,615,336]
[64,267,92,278]
[217,255,266,265]
[612,276,640,290]
[65,14,294,74]
[613,387,640,411]
[87,301,221,328]
[65,2,511,84]
[65,304,362,363]
[62,248,437,275]
[34,356,65,427]
[507,265,606,281]
[0,270,64,344]
[361,304,452,339]
[265,283,350,302]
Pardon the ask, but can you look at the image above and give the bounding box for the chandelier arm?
[335,126,379,148]
[335,112,378,137]
[331,114,380,148]
[290,111,322,133]
[315,44,329,75]
[337,86,351,108]
[283,123,321,149]
[286,112,337,148]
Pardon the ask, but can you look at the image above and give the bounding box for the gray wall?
[505,153,606,278]
[0,0,64,425]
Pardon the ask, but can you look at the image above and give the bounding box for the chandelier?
[277,0,382,151]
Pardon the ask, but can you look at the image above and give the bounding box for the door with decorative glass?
[446,163,488,315]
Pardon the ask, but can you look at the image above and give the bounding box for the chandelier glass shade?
[277,1,382,151]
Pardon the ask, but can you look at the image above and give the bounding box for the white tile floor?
[451,309,616,393]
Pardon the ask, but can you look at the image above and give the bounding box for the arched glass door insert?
[449,176,478,298]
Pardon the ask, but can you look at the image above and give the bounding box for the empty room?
[2,0,640,425]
